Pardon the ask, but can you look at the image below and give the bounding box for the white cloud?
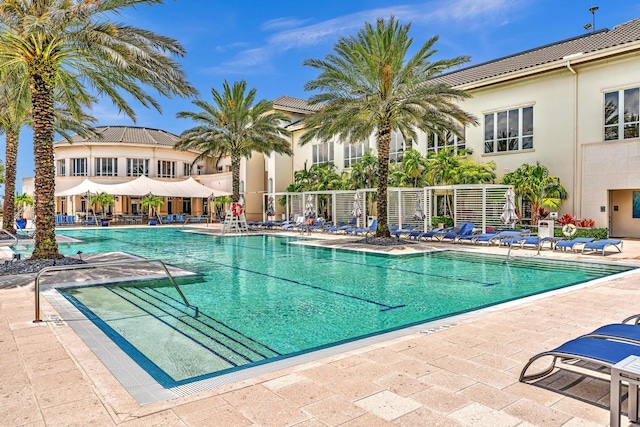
[210,0,525,74]
[261,17,310,31]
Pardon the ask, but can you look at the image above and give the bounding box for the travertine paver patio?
[2,228,640,426]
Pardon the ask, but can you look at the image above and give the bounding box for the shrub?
[553,227,608,240]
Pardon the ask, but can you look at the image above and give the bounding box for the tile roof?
[55,126,180,146]
[434,17,640,87]
[272,96,323,113]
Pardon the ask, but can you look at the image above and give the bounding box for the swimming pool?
[21,228,634,389]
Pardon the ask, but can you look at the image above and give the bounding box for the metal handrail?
[0,229,18,247]
[34,259,199,322]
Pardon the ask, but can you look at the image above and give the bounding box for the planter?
[100,220,110,227]
[16,218,27,229]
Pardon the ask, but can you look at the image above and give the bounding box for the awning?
[55,176,231,198]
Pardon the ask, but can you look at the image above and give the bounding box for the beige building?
[263,17,640,237]
[23,126,231,220]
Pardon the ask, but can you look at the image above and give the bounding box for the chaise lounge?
[519,335,640,382]
[554,237,594,252]
[581,239,623,256]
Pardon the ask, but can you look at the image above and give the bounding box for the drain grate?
[47,314,66,326]
[420,323,455,334]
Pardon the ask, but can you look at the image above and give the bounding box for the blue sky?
[11,0,640,191]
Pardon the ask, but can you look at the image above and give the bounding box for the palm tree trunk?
[231,152,241,203]
[29,64,60,260]
[3,128,18,234]
[376,120,391,237]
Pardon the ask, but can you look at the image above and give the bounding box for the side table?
[611,355,640,427]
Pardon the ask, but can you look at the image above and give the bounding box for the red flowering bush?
[577,218,595,228]
[557,213,576,226]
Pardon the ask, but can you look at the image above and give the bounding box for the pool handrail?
[33,259,199,322]
[0,229,18,247]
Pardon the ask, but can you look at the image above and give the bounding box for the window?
[484,106,533,153]
[127,158,149,177]
[183,162,192,176]
[389,132,412,162]
[312,142,334,164]
[605,88,640,140]
[56,159,66,176]
[157,160,176,178]
[70,158,87,176]
[344,141,370,167]
[95,158,117,176]
[427,129,466,154]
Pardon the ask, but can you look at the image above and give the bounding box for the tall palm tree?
[176,80,292,202]
[0,0,196,259]
[0,72,29,234]
[0,68,95,235]
[301,17,477,237]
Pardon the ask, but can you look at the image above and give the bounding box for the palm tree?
[501,162,567,224]
[0,68,93,235]
[348,150,379,190]
[0,0,196,259]
[301,17,477,237]
[14,193,33,220]
[0,74,27,234]
[141,194,164,219]
[176,80,292,203]
[397,148,429,187]
[89,192,114,218]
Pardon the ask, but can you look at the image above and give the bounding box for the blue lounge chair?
[438,222,474,242]
[325,218,357,233]
[466,232,498,245]
[581,239,623,255]
[519,336,640,382]
[514,235,555,250]
[352,219,377,236]
[406,229,425,240]
[418,228,445,241]
[584,323,640,344]
[82,215,98,226]
[554,237,594,252]
[392,225,415,238]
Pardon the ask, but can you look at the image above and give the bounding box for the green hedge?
[543,227,609,240]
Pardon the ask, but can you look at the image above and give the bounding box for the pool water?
[18,228,634,388]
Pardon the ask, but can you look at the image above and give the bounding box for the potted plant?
[14,193,34,229]
[141,194,164,226]
[90,192,115,226]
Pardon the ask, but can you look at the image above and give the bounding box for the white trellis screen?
[453,185,512,232]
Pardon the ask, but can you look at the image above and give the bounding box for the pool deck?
[2,226,640,426]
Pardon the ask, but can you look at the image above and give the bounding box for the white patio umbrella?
[500,188,517,228]
[414,195,426,221]
[266,196,275,217]
[351,193,362,218]
[304,195,315,219]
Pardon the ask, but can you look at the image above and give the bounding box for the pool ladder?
[33,259,199,322]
